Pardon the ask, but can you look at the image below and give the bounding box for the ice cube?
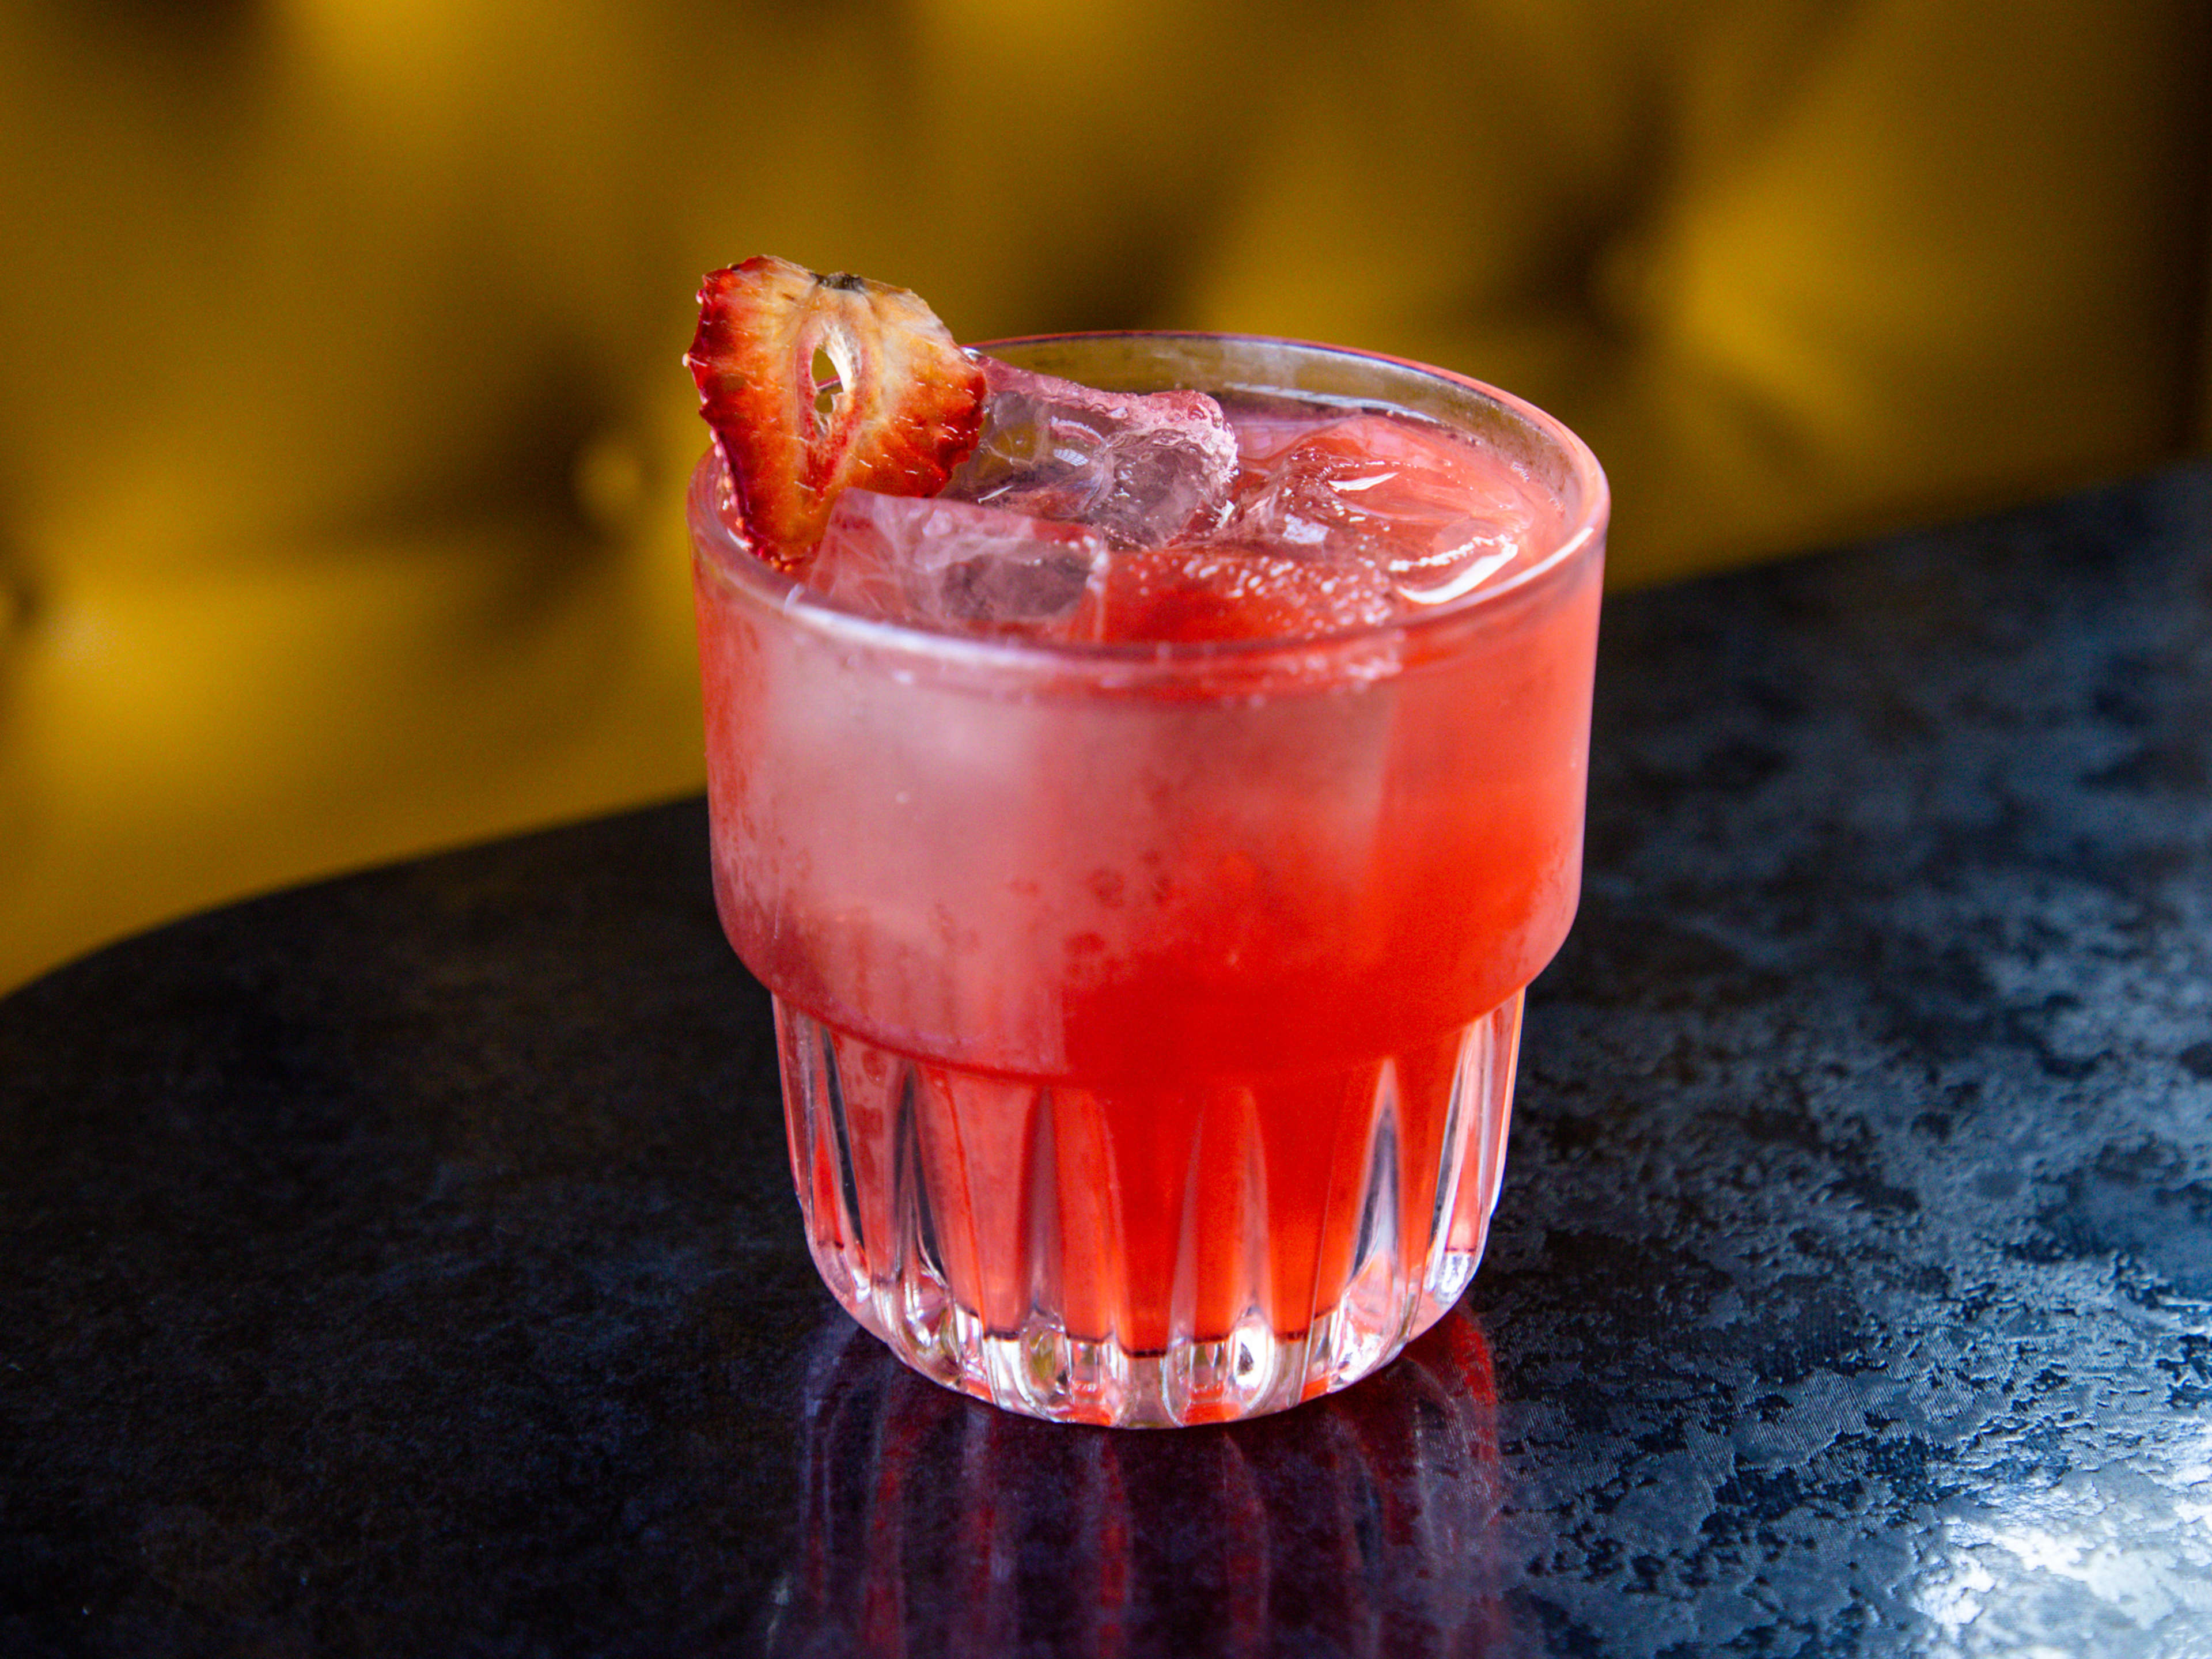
[808,488,1108,638]
[1218,412,1538,607]
[1086,544,1397,645]
[1219,402,1339,467]
[943,358,1240,550]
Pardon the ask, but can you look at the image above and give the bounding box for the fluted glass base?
[774,994,1521,1426]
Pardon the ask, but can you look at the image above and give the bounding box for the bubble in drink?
[809,487,1107,637]
[943,358,1240,550]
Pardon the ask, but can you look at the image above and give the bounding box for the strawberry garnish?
[685,256,986,568]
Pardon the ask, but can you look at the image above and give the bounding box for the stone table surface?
[5,463,2212,1657]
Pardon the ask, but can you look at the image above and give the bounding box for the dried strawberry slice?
[685,256,986,567]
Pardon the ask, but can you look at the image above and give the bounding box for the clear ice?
[808,376,1539,645]
[1207,412,1537,608]
[808,488,1108,637]
[942,358,1240,550]
[1092,543,1399,642]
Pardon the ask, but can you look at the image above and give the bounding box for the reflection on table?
[771,1309,1519,1657]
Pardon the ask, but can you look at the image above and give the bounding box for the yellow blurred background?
[1,0,2207,992]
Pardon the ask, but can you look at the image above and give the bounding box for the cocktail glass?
[688,334,1607,1426]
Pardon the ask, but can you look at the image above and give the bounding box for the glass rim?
[688,329,1609,684]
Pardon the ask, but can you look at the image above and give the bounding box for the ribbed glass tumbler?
[777,995,1524,1427]
[690,334,1607,1426]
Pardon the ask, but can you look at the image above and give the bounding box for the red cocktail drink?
[689,334,1605,1425]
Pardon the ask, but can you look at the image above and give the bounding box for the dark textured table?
[6,463,2212,1657]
